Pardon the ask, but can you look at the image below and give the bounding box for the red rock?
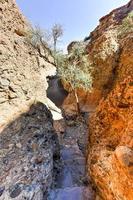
[86,1,133,199]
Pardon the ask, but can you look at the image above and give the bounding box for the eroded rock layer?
[89,78,133,200]
[88,1,133,199]
[0,1,60,199]
[0,0,57,129]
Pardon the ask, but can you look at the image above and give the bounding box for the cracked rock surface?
[0,102,60,200]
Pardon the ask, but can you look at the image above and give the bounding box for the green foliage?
[55,42,93,91]
[26,25,51,49]
[118,11,133,37]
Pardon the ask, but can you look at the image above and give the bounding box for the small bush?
[118,11,133,37]
[55,42,93,91]
[94,30,119,61]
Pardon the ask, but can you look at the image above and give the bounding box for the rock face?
[0,0,61,199]
[89,78,133,200]
[62,88,100,115]
[0,0,58,129]
[62,0,133,116]
[88,1,133,199]
[0,102,59,200]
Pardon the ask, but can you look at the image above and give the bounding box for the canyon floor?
[47,114,95,200]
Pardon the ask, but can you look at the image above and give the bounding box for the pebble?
[16,143,22,149]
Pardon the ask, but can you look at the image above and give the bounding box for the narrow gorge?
[0,0,133,200]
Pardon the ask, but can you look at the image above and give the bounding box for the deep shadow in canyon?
[0,102,60,200]
[46,75,68,108]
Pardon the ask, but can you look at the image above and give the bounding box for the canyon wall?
[0,0,133,199]
[0,1,60,199]
[62,0,133,117]
[88,0,133,199]
[0,0,57,130]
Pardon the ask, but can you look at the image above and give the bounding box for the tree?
[26,25,52,49]
[52,24,63,52]
[55,42,93,114]
[26,23,64,56]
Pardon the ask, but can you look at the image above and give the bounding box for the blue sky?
[16,0,129,50]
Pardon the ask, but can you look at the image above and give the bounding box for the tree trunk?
[73,89,80,114]
[54,39,56,53]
